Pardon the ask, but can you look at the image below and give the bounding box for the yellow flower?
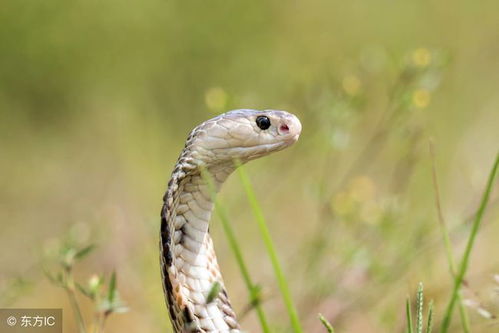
[342,75,362,96]
[412,48,432,68]
[412,89,431,108]
[205,87,228,112]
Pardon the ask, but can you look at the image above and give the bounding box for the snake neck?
[161,149,240,332]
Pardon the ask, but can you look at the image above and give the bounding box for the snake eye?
[255,116,271,130]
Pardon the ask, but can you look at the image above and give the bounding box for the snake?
[160,109,302,332]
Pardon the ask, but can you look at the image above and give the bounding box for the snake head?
[190,109,302,166]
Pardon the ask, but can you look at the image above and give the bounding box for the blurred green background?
[1,1,498,332]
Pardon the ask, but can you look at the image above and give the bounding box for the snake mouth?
[212,139,294,162]
[280,134,300,147]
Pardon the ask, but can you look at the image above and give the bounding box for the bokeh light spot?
[205,87,228,112]
[412,48,432,68]
[342,75,362,96]
[412,89,431,108]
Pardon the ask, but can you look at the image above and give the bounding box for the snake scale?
[160,109,302,332]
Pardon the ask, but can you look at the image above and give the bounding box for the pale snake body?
[160,109,302,332]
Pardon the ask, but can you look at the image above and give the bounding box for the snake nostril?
[279,124,289,134]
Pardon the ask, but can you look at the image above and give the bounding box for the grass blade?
[426,300,434,333]
[201,168,271,333]
[318,313,334,333]
[407,296,414,333]
[440,153,499,332]
[108,271,116,303]
[429,141,471,332]
[206,281,222,304]
[74,244,96,260]
[416,283,424,333]
[236,162,303,333]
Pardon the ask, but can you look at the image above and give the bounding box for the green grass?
[318,313,335,332]
[202,137,498,333]
[439,153,499,332]
[201,168,271,333]
[429,141,471,332]
[44,241,127,333]
[236,161,304,333]
[406,283,434,333]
